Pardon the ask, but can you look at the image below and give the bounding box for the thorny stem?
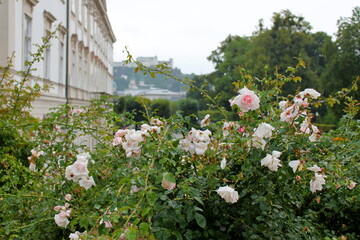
[0,193,60,202]
[12,217,53,232]
[0,52,15,86]
[123,137,162,228]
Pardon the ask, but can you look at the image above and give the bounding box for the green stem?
[0,193,59,202]
[123,139,161,227]
[13,217,53,232]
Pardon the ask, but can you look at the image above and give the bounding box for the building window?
[44,22,51,79]
[72,50,76,83]
[84,59,88,90]
[78,0,82,23]
[58,26,67,84]
[43,11,56,80]
[89,14,93,36]
[71,0,76,13]
[79,55,82,88]
[84,5,88,29]
[44,34,51,79]
[23,14,32,70]
[59,42,64,84]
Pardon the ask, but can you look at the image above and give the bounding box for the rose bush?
[1,57,359,240]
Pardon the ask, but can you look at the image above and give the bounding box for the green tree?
[114,97,126,114]
[205,10,331,107]
[177,98,199,117]
[320,7,360,123]
[322,7,360,96]
[124,95,147,122]
[151,98,171,118]
[207,36,251,109]
[186,74,215,110]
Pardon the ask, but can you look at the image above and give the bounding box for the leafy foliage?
[1,15,359,240]
[1,53,359,239]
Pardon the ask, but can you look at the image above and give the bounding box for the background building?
[113,57,191,101]
[0,0,116,118]
[117,56,173,69]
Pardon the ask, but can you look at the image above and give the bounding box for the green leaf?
[194,196,204,205]
[195,213,206,229]
[146,191,158,206]
[141,207,152,217]
[172,231,183,240]
[186,208,195,222]
[193,206,203,212]
[126,227,137,240]
[139,222,149,235]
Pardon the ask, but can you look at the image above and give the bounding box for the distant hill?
[113,64,194,93]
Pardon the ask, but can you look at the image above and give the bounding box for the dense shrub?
[1,55,359,240]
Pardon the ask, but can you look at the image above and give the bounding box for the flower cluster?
[28,149,45,172]
[54,198,72,228]
[69,231,86,240]
[113,122,161,158]
[65,153,96,190]
[100,217,113,229]
[280,104,304,123]
[71,108,86,115]
[222,121,242,137]
[180,128,211,155]
[229,86,260,112]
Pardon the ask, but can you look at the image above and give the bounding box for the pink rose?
[54,206,62,211]
[112,136,123,146]
[348,181,356,190]
[104,221,112,228]
[65,194,72,201]
[238,126,245,133]
[229,87,260,112]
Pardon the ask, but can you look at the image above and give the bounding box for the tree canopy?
[188,8,359,124]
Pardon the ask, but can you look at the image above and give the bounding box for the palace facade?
[0,0,116,118]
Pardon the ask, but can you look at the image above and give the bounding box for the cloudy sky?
[107,0,358,75]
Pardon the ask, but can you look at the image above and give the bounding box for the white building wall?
[0,0,116,119]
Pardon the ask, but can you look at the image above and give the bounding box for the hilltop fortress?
[115,56,173,69]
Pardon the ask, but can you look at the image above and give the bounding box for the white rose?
[200,114,211,127]
[261,151,282,171]
[220,158,227,169]
[288,160,301,173]
[253,123,275,139]
[216,186,239,203]
[302,88,321,99]
[310,174,326,193]
[79,176,96,190]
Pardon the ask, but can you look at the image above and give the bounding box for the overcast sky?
[107,0,359,75]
